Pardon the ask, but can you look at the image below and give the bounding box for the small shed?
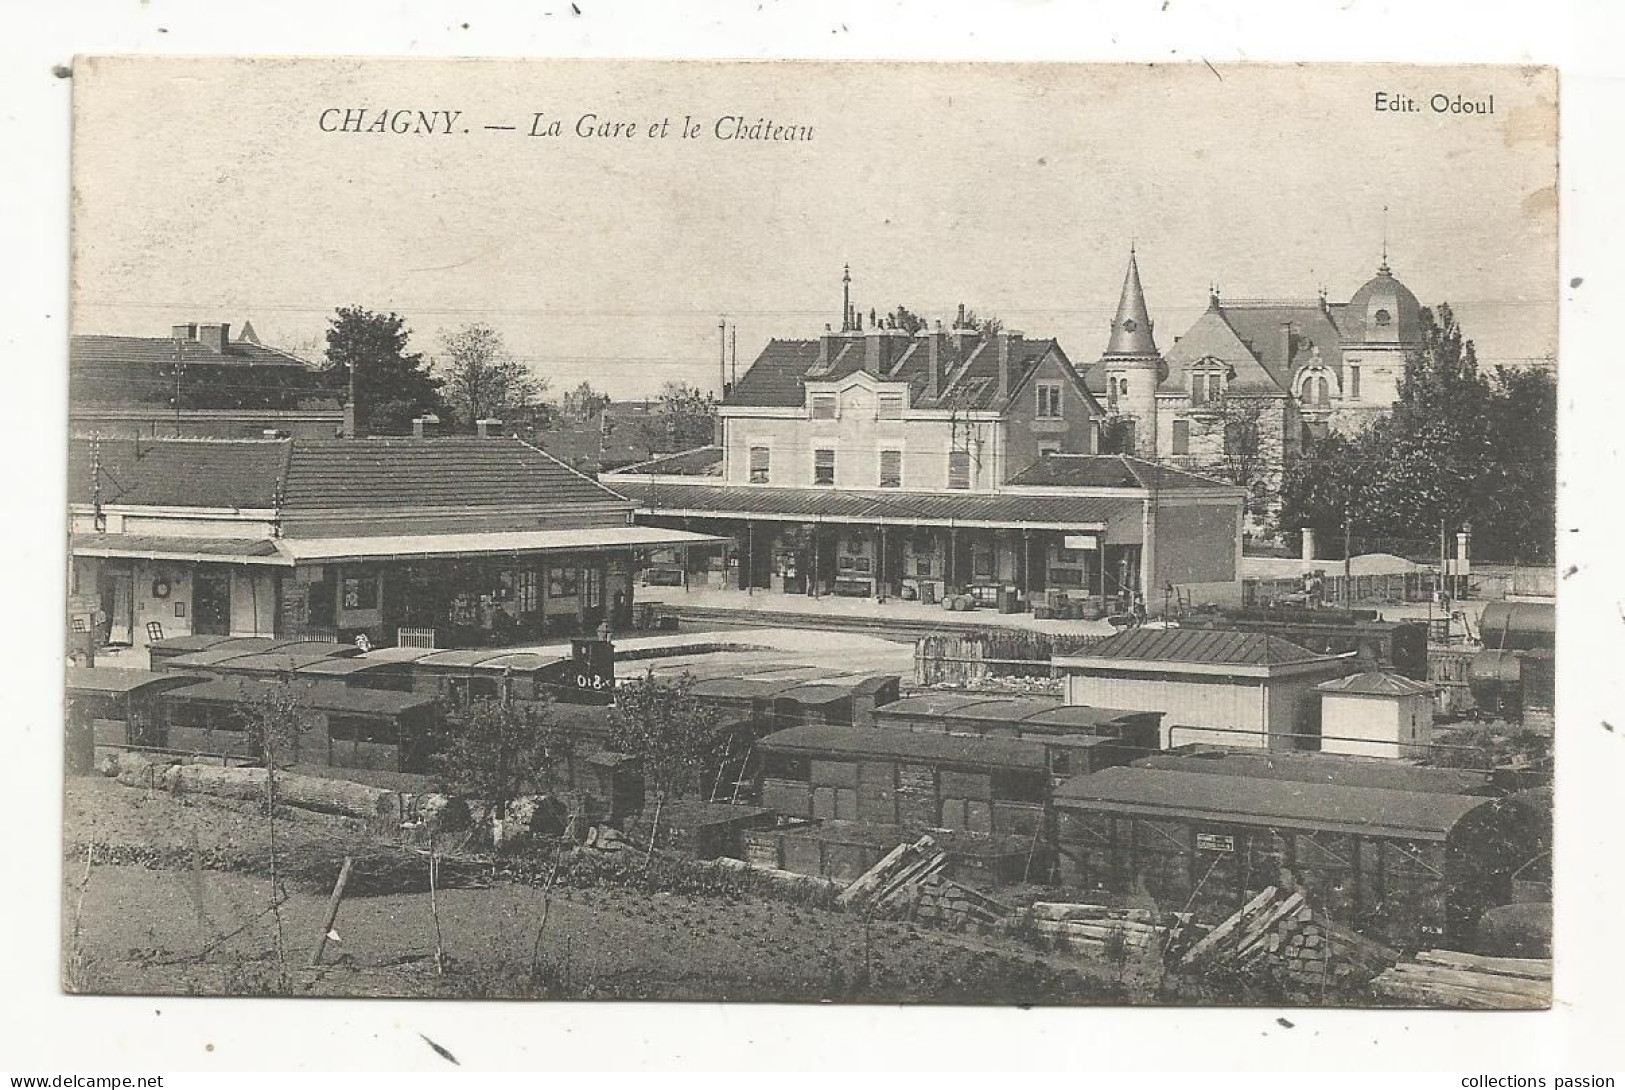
[1316,671,1436,759]
[1053,628,1352,750]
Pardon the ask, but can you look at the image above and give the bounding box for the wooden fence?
[915,631,1106,687]
[1428,648,1478,715]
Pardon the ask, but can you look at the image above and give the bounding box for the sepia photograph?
[59,55,1560,1011]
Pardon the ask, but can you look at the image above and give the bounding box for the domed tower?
[1099,248,1165,458]
[1336,256,1424,413]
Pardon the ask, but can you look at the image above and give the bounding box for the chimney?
[198,323,230,353]
[996,332,1014,403]
[864,328,886,375]
[1280,322,1294,368]
[925,325,944,400]
[956,303,967,329]
[476,418,503,438]
[412,413,441,438]
[171,323,198,342]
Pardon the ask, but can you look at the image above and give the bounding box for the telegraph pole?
[171,340,186,437]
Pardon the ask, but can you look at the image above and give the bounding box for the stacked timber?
[1179,886,1399,990]
[1371,951,1552,1009]
[1017,902,1168,955]
[914,873,1012,931]
[837,835,949,917]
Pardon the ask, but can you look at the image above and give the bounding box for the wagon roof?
[1133,749,1496,795]
[162,678,435,716]
[759,723,1046,771]
[66,667,203,695]
[1054,765,1494,840]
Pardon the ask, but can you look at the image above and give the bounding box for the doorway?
[99,566,134,645]
[193,567,232,636]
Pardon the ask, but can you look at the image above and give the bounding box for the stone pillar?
[1301,527,1317,562]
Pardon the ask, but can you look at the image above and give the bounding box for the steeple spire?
[841,264,852,332]
[1378,205,1392,276]
[1105,248,1159,357]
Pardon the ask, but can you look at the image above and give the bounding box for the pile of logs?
[1179,886,1398,989]
[836,835,949,917]
[1371,951,1552,1009]
[1015,902,1168,956]
[914,874,1012,931]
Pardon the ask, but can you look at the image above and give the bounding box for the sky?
[71,58,1558,399]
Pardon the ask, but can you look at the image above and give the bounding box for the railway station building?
[67,435,722,652]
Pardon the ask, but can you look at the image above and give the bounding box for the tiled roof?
[607,479,1144,535]
[1160,303,1289,395]
[69,436,632,524]
[1068,627,1329,667]
[1053,766,1494,840]
[617,446,725,476]
[726,333,1087,414]
[1004,454,1238,491]
[279,438,627,517]
[724,339,824,407]
[69,533,288,564]
[1316,671,1436,697]
[69,333,328,410]
[1214,301,1347,391]
[68,437,291,508]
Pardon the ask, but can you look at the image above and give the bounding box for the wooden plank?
[1180,886,1278,967]
[1389,964,1552,999]
[836,841,912,907]
[1230,891,1306,959]
[1413,950,1552,981]
[1373,975,1546,1010]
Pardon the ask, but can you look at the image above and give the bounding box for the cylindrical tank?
[1479,602,1556,651]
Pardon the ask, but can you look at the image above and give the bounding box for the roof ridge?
[515,436,630,504]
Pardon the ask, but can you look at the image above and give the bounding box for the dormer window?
[1374,308,1393,326]
[810,393,838,420]
[876,391,905,420]
[1190,358,1226,405]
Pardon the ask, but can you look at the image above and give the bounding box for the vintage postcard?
[63,57,1557,1008]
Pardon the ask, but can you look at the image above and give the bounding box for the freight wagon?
[1053,753,1545,949]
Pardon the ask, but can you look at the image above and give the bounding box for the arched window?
[1314,376,1329,405]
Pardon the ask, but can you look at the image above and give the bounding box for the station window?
[879,449,902,489]
[749,445,771,484]
[341,569,379,611]
[813,448,836,486]
[810,393,838,420]
[517,569,538,613]
[947,449,971,490]
[1171,418,1190,456]
[1348,364,1362,401]
[877,392,905,420]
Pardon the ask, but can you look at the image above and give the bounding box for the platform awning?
[275,525,729,564]
[605,480,1143,540]
[70,534,292,567]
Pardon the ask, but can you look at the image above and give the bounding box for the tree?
[435,695,562,825]
[324,306,445,435]
[1190,394,1279,527]
[230,678,315,984]
[436,324,547,431]
[640,381,717,453]
[608,670,728,820]
[561,381,612,424]
[1278,303,1554,564]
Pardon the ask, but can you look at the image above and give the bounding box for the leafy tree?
[1098,416,1137,456]
[436,324,547,431]
[323,306,445,435]
[561,381,612,424]
[640,381,718,453]
[608,669,728,812]
[1189,393,1278,526]
[435,695,562,823]
[1278,303,1553,564]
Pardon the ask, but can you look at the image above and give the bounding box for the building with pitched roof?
[1053,627,1354,750]
[1081,253,1428,534]
[597,267,1247,614]
[70,321,344,440]
[67,435,722,651]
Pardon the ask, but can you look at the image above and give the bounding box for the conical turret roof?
[1104,249,1160,358]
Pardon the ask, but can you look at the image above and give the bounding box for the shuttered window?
[948,449,971,490]
[748,446,770,484]
[813,448,836,486]
[879,449,902,488]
